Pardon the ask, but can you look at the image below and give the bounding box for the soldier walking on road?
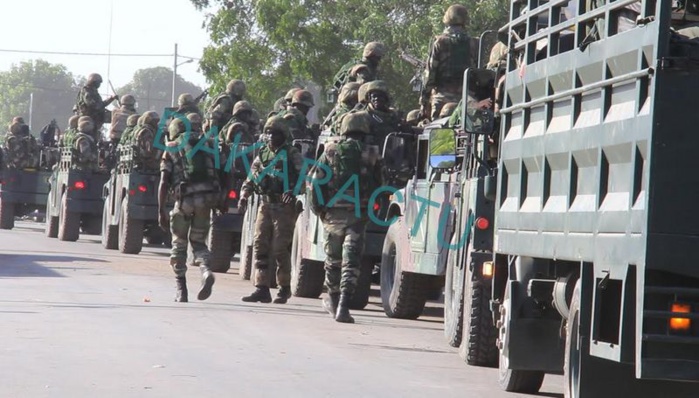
[76,73,119,134]
[312,112,384,323]
[159,113,224,303]
[420,4,472,121]
[239,116,304,304]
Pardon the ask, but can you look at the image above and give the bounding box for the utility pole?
[172,43,178,107]
[28,93,34,130]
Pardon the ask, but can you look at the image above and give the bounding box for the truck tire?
[380,218,432,320]
[101,199,118,250]
[349,259,374,310]
[119,199,143,254]
[0,200,15,230]
[58,192,80,242]
[208,227,234,273]
[459,261,499,367]
[444,248,465,347]
[497,287,545,393]
[45,193,58,238]
[290,217,324,298]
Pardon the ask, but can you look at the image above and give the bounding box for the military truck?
[0,147,56,229]
[101,146,168,254]
[45,149,109,241]
[458,1,699,396]
[291,129,415,310]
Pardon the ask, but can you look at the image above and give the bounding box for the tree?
[0,59,80,134]
[117,67,204,115]
[189,0,509,120]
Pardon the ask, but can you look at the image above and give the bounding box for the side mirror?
[428,128,456,169]
[461,68,496,135]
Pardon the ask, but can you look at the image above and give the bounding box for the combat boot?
[273,286,291,304]
[175,277,188,303]
[322,293,340,317]
[335,293,355,324]
[197,268,215,301]
[241,286,272,303]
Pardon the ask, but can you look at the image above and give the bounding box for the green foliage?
[191,0,510,119]
[117,67,204,115]
[0,59,79,135]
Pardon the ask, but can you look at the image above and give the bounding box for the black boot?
[242,286,272,303]
[175,277,188,302]
[273,286,291,304]
[322,293,340,317]
[197,268,215,301]
[335,293,355,324]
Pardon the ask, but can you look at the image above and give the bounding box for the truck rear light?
[475,217,489,230]
[670,303,692,332]
[228,190,238,200]
[482,261,494,278]
[74,181,85,190]
[138,185,147,193]
[373,202,380,212]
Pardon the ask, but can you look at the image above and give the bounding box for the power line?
[0,49,172,57]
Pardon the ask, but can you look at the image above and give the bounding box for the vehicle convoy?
[445,1,699,396]
[46,149,109,242]
[101,146,169,254]
[0,147,56,229]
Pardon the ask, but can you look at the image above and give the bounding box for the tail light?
[475,217,490,230]
[373,202,380,212]
[74,181,85,190]
[670,303,692,332]
[482,261,494,278]
[228,190,238,200]
[138,185,147,193]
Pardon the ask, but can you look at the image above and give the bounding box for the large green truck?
[459,1,699,396]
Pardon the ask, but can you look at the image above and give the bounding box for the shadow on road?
[0,254,106,278]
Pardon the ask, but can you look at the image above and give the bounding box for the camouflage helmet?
[364,80,390,100]
[291,90,315,108]
[226,122,248,140]
[406,109,421,125]
[126,114,140,127]
[363,42,386,59]
[339,111,371,136]
[187,113,203,132]
[232,100,253,116]
[178,93,194,106]
[263,115,290,138]
[443,4,468,26]
[168,118,185,140]
[284,88,301,102]
[121,94,136,106]
[357,83,370,104]
[487,41,509,69]
[11,116,25,124]
[78,116,94,132]
[338,82,361,105]
[142,111,160,127]
[87,73,103,85]
[440,102,459,118]
[9,122,22,135]
[68,115,80,129]
[226,79,246,96]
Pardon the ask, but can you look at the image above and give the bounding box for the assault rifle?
[193,89,209,105]
[399,50,426,92]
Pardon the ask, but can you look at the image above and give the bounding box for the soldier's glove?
[238,197,248,214]
[281,191,294,204]
[158,209,170,232]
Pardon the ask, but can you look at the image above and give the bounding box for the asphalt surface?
[0,221,563,398]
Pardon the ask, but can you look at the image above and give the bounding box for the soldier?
[420,4,472,121]
[175,93,203,118]
[221,101,257,144]
[283,89,316,141]
[107,94,137,143]
[159,113,223,303]
[72,116,99,171]
[272,88,301,114]
[206,79,246,134]
[312,111,384,323]
[239,116,304,304]
[131,111,162,171]
[59,116,80,149]
[76,73,119,133]
[118,114,142,147]
[333,42,387,91]
[439,102,459,119]
[4,121,38,169]
[363,80,412,148]
[324,82,360,133]
[405,109,421,127]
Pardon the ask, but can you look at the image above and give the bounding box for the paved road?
[0,221,563,398]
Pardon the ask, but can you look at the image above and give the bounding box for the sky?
[0,0,212,94]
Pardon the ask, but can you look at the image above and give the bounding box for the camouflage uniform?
[364,81,411,149]
[108,94,137,142]
[175,93,203,119]
[160,114,222,302]
[325,82,361,134]
[420,5,472,121]
[4,122,39,169]
[272,88,301,113]
[76,73,118,133]
[240,116,304,304]
[59,116,80,149]
[334,42,386,90]
[220,101,257,145]
[72,117,99,171]
[118,114,141,147]
[131,111,162,172]
[313,112,384,323]
[272,90,316,141]
[206,79,246,133]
